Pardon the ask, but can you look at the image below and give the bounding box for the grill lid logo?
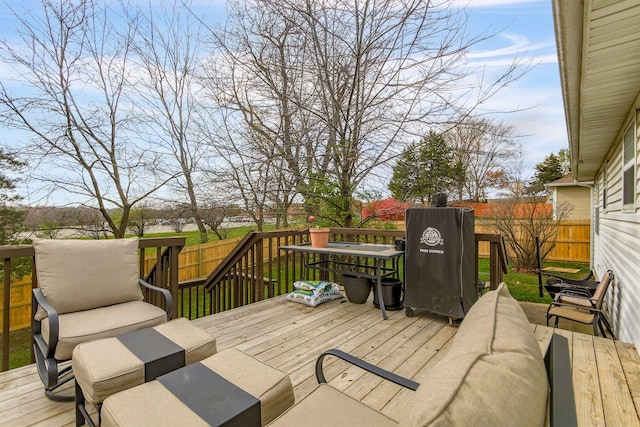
[420,227,444,246]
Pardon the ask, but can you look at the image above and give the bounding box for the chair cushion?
[548,305,595,324]
[33,238,143,320]
[268,384,398,427]
[404,282,549,426]
[42,300,167,360]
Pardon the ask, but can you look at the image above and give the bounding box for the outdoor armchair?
[270,283,577,427]
[546,270,614,338]
[32,237,173,401]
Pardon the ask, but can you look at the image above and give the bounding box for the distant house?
[553,1,640,348]
[545,175,592,221]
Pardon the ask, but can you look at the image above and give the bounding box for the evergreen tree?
[389,131,465,204]
[0,147,26,244]
[529,152,563,193]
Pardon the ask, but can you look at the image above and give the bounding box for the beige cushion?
[43,300,167,360]
[269,384,397,427]
[102,348,294,426]
[101,381,210,427]
[404,282,549,426]
[200,348,295,426]
[548,305,595,324]
[73,317,217,404]
[33,238,142,320]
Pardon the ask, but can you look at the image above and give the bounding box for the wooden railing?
[0,237,185,372]
[176,229,508,318]
[0,230,507,372]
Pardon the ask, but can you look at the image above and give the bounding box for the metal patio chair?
[535,236,599,298]
[546,269,615,338]
[32,237,172,401]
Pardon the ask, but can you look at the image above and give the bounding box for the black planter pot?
[342,274,372,304]
[372,277,403,310]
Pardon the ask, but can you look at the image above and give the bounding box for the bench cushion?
[269,384,398,427]
[73,317,217,404]
[404,282,549,425]
[43,300,167,360]
[34,238,143,320]
[101,348,294,427]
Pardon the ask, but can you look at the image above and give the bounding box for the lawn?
[141,224,277,246]
[478,258,591,303]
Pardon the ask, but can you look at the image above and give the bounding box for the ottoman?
[101,348,295,426]
[73,317,217,426]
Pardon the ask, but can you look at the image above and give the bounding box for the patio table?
[279,242,404,320]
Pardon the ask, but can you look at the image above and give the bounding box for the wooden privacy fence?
[0,278,31,333]
[144,237,243,283]
[397,219,591,263]
[474,219,591,263]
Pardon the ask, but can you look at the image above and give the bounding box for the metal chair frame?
[32,279,172,401]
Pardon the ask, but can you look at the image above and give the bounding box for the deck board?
[0,295,639,426]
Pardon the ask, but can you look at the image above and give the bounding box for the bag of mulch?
[286,280,344,307]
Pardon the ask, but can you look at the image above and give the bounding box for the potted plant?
[308,215,330,248]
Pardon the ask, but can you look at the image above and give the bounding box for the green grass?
[2,328,32,369]
[141,224,277,246]
[478,258,591,303]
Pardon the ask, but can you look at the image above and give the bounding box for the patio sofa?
[269,282,575,426]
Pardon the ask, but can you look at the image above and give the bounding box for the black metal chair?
[546,270,615,338]
[535,236,598,298]
[32,238,172,401]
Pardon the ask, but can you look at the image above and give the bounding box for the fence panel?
[0,278,32,332]
[396,219,590,263]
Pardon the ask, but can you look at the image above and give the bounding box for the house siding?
[593,108,640,347]
[555,186,591,220]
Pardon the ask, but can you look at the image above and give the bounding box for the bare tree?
[205,0,528,227]
[127,203,157,237]
[0,1,175,237]
[444,117,518,202]
[201,1,310,229]
[483,153,571,270]
[129,0,214,243]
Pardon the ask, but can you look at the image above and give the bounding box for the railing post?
[2,258,10,371]
[170,245,179,319]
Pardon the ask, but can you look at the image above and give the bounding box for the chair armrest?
[32,288,59,357]
[545,270,594,284]
[315,349,420,391]
[551,299,602,312]
[558,286,593,299]
[545,334,577,427]
[139,279,173,319]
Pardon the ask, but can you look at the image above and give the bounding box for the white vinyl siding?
[592,108,640,350]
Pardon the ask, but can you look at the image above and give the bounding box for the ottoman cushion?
[73,317,217,404]
[101,348,294,427]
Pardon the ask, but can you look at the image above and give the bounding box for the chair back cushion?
[592,270,613,307]
[34,238,143,319]
[404,282,549,426]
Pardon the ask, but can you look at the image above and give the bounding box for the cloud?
[469,33,555,59]
[451,0,546,8]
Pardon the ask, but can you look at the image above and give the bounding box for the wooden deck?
[1,295,639,426]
